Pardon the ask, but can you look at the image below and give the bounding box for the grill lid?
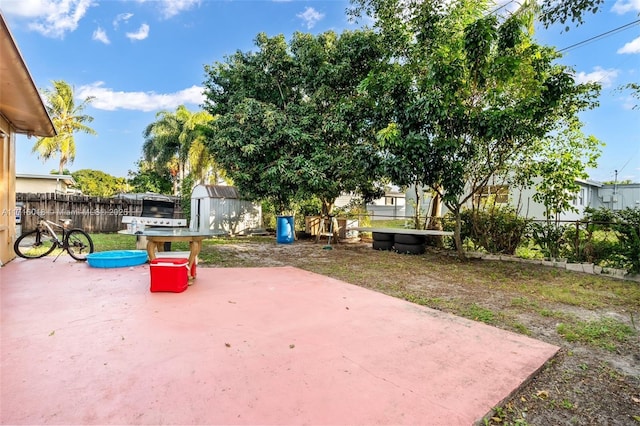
[141,199,175,218]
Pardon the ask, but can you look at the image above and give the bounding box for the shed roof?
[192,185,240,199]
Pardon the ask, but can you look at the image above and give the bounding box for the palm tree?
[32,80,97,174]
[142,105,216,195]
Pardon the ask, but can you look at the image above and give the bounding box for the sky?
[2,0,639,183]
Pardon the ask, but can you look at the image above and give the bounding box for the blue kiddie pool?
[86,250,148,268]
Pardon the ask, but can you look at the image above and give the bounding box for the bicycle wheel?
[14,229,56,259]
[65,229,94,261]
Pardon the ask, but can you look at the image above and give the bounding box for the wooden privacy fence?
[16,193,183,234]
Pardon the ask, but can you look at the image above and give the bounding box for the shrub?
[612,208,640,274]
[577,207,640,274]
[528,221,571,259]
[459,207,529,255]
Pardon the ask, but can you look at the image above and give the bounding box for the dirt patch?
[202,239,640,425]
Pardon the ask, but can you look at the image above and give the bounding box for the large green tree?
[32,80,96,174]
[202,30,387,215]
[72,169,129,197]
[351,0,600,254]
[127,160,173,194]
[538,0,605,30]
[142,105,215,195]
[513,118,603,222]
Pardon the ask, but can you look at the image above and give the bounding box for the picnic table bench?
[348,227,454,254]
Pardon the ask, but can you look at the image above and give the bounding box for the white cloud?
[617,36,640,54]
[0,0,60,17]
[76,82,205,112]
[126,23,149,41]
[92,27,109,44]
[621,95,637,110]
[611,0,640,14]
[134,0,200,19]
[159,0,201,19]
[297,7,324,29]
[1,0,95,38]
[573,66,619,88]
[113,12,133,29]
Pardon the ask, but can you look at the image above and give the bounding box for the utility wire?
[487,0,518,16]
[484,3,639,182]
[558,19,640,53]
[616,151,637,174]
[485,2,639,54]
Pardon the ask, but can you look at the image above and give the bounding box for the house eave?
[16,173,76,186]
[0,12,56,138]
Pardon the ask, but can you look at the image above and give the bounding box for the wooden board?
[348,227,453,237]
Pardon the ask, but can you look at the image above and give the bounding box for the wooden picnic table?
[348,227,453,237]
[118,228,225,279]
[348,227,453,254]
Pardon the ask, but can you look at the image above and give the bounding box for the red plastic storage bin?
[150,258,189,293]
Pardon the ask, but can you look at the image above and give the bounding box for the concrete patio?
[1,256,559,425]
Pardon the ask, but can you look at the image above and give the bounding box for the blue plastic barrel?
[276,215,294,244]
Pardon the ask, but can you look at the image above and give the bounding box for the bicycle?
[14,214,94,261]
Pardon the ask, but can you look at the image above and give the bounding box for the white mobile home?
[334,187,406,220]
[406,178,636,221]
[594,183,640,211]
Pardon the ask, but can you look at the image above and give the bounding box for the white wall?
[596,184,640,211]
[16,176,74,194]
[191,197,262,235]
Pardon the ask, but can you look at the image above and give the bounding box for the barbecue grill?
[122,197,186,228]
[121,196,186,250]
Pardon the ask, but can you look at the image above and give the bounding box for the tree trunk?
[321,199,334,217]
[317,198,339,243]
[427,189,444,247]
[454,207,465,259]
[413,185,422,229]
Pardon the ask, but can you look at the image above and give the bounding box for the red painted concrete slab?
[1,257,558,425]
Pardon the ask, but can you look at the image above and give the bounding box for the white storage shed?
[190,185,262,235]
